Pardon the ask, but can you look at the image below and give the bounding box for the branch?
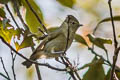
[88,47,112,66]
[12,0,29,31]
[25,0,48,34]
[108,0,118,48]
[5,4,21,30]
[35,64,42,80]
[0,72,10,80]
[60,57,77,80]
[108,0,119,80]
[0,36,66,71]
[110,46,120,80]
[0,57,11,80]
[10,51,16,80]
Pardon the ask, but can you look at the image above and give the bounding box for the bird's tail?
[22,60,32,68]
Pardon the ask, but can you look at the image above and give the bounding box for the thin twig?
[108,0,119,80]
[110,46,120,80]
[0,36,66,71]
[35,64,42,80]
[12,0,29,30]
[61,57,77,80]
[5,4,21,30]
[74,71,81,80]
[0,57,11,80]
[25,0,48,34]
[88,47,112,66]
[0,72,10,80]
[31,46,42,80]
[108,0,118,48]
[10,50,16,80]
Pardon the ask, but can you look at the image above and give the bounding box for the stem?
[0,57,11,80]
[0,36,66,71]
[35,64,42,80]
[10,51,16,80]
[108,0,119,80]
[25,0,48,34]
[5,4,21,30]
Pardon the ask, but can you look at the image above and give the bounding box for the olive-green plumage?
[22,15,82,68]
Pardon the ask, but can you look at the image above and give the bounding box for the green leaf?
[83,57,105,80]
[0,19,22,43]
[78,57,104,70]
[74,34,88,46]
[99,16,120,24]
[0,0,10,4]
[22,0,44,34]
[0,20,14,43]
[115,67,120,79]
[57,0,76,8]
[15,30,35,51]
[13,28,22,40]
[93,16,120,34]
[118,35,120,38]
[87,34,112,52]
[104,69,111,80]
[0,8,6,18]
[26,67,34,80]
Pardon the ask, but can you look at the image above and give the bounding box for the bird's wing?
[46,28,62,41]
[31,28,62,56]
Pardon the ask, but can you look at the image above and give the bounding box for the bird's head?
[65,15,83,32]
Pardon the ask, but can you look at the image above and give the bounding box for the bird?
[22,15,83,68]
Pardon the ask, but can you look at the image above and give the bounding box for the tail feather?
[22,61,32,68]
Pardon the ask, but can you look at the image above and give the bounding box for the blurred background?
[0,0,120,80]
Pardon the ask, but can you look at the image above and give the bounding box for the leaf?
[22,0,44,33]
[15,30,35,51]
[14,41,19,51]
[26,67,34,80]
[83,57,105,80]
[57,0,76,8]
[0,20,14,43]
[0,0,10,4]
[13,28,22,40]
[78,57,104,70]
[104,69,111,80]
[99,16,120,24]
[78,0,101,18]
[0,8,6,18]
[104,68,117,80]
[93,16,120,34]
[87,34,112,52]
[74,34,88,46]
[0,19,22,44]
[115,67,120,79]
[118,35,120,38]
[2,18,9,29]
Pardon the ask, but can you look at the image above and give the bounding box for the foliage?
[0,0,120,80]
[83,57,105,80]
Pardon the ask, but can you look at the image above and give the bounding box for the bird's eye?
[71,22,76,24]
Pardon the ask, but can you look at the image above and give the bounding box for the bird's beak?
[79,24,83,27]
